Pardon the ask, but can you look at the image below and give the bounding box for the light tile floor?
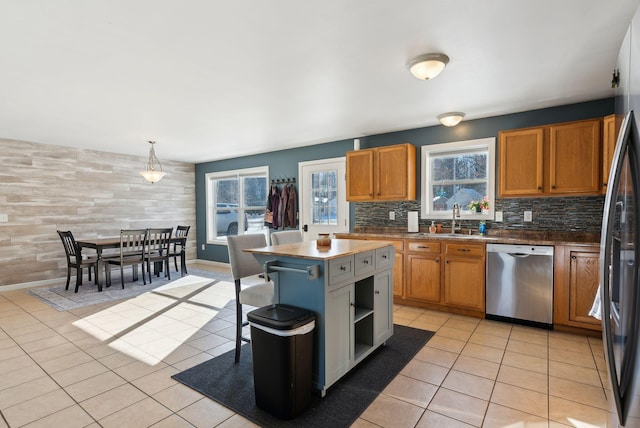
[0,263,610,427]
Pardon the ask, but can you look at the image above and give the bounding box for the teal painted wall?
[196,97,613,263]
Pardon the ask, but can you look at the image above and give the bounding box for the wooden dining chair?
[270,230,303,245]
[57,230,99,293]
[106,229,148,289]
[145,227,173,283]
[169,225,190,274]
[227,234,274,363]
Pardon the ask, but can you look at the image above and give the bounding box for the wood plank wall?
[0,138,196,288]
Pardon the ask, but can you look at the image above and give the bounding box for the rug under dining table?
[28,267,233,311]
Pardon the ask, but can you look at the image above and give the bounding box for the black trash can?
[247,304,315,419]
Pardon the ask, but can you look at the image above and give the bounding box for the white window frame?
[205,166,269,245]
[420,137,496,221]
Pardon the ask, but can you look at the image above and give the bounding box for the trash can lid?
[247,304,315,330]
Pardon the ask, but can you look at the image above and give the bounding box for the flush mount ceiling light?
[438,112,465,127]
[407,53,450,80]
[140,141,166,183]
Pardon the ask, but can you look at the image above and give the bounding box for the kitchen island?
[246,239,395,396]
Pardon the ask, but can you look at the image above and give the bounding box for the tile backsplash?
[354,196,605,233]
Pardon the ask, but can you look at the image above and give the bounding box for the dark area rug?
[172,324,434,428]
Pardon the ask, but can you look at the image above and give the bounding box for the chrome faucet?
[451,203,460,233]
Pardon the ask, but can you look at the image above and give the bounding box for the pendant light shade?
[438,112,465,127]
[140,141,166,183]
[407,53,450,80]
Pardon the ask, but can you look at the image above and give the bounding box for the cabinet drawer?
[376,246,395,270]
[329,255,354,285]
[355,250,375,277]
[407,241,441,254]
[445,242,484,257]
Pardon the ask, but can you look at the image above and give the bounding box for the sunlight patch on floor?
[71,274,235,365]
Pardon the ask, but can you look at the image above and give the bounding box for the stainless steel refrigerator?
[600,8,640,426]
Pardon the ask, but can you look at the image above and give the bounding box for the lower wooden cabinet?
[406,240,485,315]
[554,244,601,331]
[405,240,441,303]
[444,255,485,311]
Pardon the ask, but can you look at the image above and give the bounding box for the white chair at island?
[226,234,275,363]
[270,230,303,245]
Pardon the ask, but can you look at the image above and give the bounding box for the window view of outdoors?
[311,170,338,225]
[213,173,267,238]
[430,151,488,213]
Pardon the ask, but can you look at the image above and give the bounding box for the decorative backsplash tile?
[354,196,605,233]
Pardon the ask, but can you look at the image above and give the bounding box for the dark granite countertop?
[336,227,601,247]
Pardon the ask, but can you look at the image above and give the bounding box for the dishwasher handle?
[507,252,532,258]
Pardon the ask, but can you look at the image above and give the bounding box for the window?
[206,166,269,243]
[421,137,496,220]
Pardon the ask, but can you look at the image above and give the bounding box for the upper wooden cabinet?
[498,118,602,197]
[602,114,622,194]
[498,127,544,196]
[346,143,416,201]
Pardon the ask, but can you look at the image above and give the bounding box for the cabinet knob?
[418,246,429,249]
[350,302,355,307]
[458,248,470,252]
[571,255,577,260]
[537,186,542,190]
[382,254,388,259]
[552,185,556,189]
[436,258,440,263]
[363,259,369,265]
[375,290,380,295]
[602,183,607,187]
[340,265,347,271]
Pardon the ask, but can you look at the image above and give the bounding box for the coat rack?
[271,177,296,185]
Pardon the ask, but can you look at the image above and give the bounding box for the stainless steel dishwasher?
[486,244,554,328]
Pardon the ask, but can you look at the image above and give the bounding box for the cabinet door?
[376,144,416,200]
[444,256,485,311]
[602,114,620,194]
[406,253,441,303]
[346,150,374,201]
[568,250,601,327]
[373,269,392,345]
[549,119,601,195]
[498,128,544,196]
[393,252,404,298]
[325,284,354,385]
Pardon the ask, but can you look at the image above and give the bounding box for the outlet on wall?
[495,211,503,222]
[524,211,533,222]
[389,211,395,220]
[201,244,205,250]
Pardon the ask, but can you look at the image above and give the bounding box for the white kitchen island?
[246,238,394,396]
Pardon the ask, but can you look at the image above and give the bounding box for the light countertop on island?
[245,238,395,260]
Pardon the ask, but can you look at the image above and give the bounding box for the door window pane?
[311,170,338,225]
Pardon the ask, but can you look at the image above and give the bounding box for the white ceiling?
[1,0,639,163]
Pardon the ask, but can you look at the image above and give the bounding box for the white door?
[298,157,349,241]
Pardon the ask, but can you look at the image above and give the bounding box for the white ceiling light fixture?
[140,141,166,183]
[438,112,465,127]
[407,53,450,80]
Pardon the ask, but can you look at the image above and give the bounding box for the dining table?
[76,236,187,291]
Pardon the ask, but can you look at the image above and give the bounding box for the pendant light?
[140,141,166,183]
[407,53,450,80]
